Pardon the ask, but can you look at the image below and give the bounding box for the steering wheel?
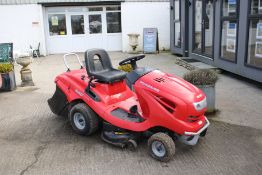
[119,54,145,69]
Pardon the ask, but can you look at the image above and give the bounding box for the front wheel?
[69,103,99,135]
[148,133,175,162]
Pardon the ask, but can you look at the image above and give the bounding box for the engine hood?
[138,70,205,103]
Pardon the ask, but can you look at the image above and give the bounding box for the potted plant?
[0,62,16,91]
[183,69,218,113]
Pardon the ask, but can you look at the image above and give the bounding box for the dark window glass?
[106,12,121,33]
[222,0,237,16]
[221,21,237,61]
[88,7,103,12]
[247,19,262,68]
[89,15,102,34]
[71,15,85,35]
[48,14,67,36]
[106,6,121,11]
[250,0,262,14]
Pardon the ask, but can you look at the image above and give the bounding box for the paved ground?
[0,52,261,175]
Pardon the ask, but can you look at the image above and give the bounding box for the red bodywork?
[55,68,207,135]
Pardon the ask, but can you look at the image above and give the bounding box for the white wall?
[121,2,170,52]
[0,4,46,56]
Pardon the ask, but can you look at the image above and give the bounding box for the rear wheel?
[69,103,99,135]
[148,132,175,162]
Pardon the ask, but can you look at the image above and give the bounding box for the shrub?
[183,69,218,85]
[0,63,13,73]
[118,64,133,73]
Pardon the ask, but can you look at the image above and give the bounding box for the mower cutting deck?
[48,49,209,162]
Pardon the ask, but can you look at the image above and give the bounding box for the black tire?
[69,103,99,135]
[148,132,175,162]
[126,139,137,151]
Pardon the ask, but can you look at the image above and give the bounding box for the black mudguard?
[48,86,69,117]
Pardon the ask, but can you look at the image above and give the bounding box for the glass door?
[193,0,214,58]
[88,14,102,34]
[86,7,106,49]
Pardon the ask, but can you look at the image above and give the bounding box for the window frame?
[219,0,240,63]
[244,0,262,70]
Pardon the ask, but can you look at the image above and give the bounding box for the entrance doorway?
[45,6,122,54]
[193,0,215,58]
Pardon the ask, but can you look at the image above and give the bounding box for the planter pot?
[16,56,34,86]
[0,71,16,91]
[128,33,140,53]
[197,84,216,113]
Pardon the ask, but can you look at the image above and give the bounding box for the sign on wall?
[0,43,13,63]
[143,28,159,53]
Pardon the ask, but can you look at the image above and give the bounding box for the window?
[71,15,85,35]
[48,14,67,36]
[106,12,121,33]
[246,0,262,69]
[220,0,238,62]
[89,15,102,34]
[174,0,181,47]
[106,6,121,33]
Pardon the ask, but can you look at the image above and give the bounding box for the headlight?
[193,97,207,111]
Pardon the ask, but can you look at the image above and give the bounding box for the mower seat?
[85,49,126,83]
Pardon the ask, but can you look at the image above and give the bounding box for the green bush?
[118,64,133,73]
[0,63,13,73]
[183,69,218,85]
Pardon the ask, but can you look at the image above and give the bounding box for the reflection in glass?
[48,14,67,36]
[106,12,121,33]
[194,0,202,51]
[174,0,181,47]
[247,19,262,68]
[174,22,181,47]
[174,0,180,20]
[89,15,102,34]
[223,0,237,16]
[71,15,85,35]
[204,0,214,56]
[220,21,237,61]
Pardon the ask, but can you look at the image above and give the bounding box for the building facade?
[170,0,262,82]
[0,0,170,55]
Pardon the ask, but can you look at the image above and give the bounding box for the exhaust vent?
[154,96,176,114]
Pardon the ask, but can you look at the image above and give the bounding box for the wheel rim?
[151,140,166,157]
[73,112,86,130]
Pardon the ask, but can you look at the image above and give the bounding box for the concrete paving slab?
[189,61,217,69]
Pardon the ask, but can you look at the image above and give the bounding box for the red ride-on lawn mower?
[48,49,209,162]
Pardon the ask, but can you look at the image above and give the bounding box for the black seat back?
[85,49,127,83]
[85,49,113,76]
